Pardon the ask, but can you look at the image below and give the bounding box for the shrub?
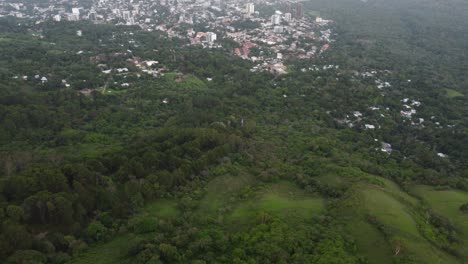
[7,250,46,264]
[131,217,159,234]
[32,239,55,254]
[6,205,24,222]
[459,203,468,214]
[68,240,88,256]
[49,252,71,264]
[85,221,109,242]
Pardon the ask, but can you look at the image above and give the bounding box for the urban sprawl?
[0,0,334,75]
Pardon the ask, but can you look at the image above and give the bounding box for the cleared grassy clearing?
[347,220,393,264]
[163,72,208,91]
[412,185,468,255]
[227,181,325,225]
[142,199,179,219]
[67,234,136,264]
[315,173,348,188]
[444,88,464,98]
[412,185,468,233]
[196,173,255,216]
[369,176,419,207]
[343,182,459,264]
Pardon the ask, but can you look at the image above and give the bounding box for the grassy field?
[105,88,128,95]
[196,173,255,216]
[347,220,393,264]
[163,72,208,91]
[315,173,348,188]
[444,88,464,98]
[68,178,325,263]
[336,183,394,264]
[227,181,325,226]
[412,185,468,232]
[371,176,419,207]
[362,188,420,237]
[142,199,179,219]
[412,185,468,254]
[67,234,136,264]
[337,178,460,264]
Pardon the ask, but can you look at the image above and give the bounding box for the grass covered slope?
[334,177,461,264]
[444,89,464,98]
[67,179,327,264]
[413,186,468,233]
[413,185,468,257]
[196,173,255,217]
[67,235,135,264]
[228,181,324,225]
[142,200,179,219]
[67,171,466,264]
[1,0,467,261]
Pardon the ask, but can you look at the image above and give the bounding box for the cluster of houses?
[1,0,334,76]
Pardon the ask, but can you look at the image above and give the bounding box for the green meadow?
[444,88,464,98]
[413,185,468,254]
[335,177,461,264]
[227,181,325,225]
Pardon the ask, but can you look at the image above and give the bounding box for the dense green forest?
[0,0,467,263]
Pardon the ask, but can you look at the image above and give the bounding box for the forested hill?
[304,0,468,89]
[0,0,467,263]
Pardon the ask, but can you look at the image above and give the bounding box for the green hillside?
[0,0,467,263]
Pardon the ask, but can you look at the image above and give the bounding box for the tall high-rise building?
[284,12,292,22]
[284,2,292,13]
[295,2,304,19]
[245,3,255,15]
[271,14,281,25]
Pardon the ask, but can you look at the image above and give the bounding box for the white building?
[122,11,132,20]
[273,26,284,33]
[245,3,254,15]
[72,8,80,16]
[68,13,79,21]
[207,32,217,43]
[271,14,281,25]
[284,13,292,22]
[126,17,135,25]
[53,14,61,22]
